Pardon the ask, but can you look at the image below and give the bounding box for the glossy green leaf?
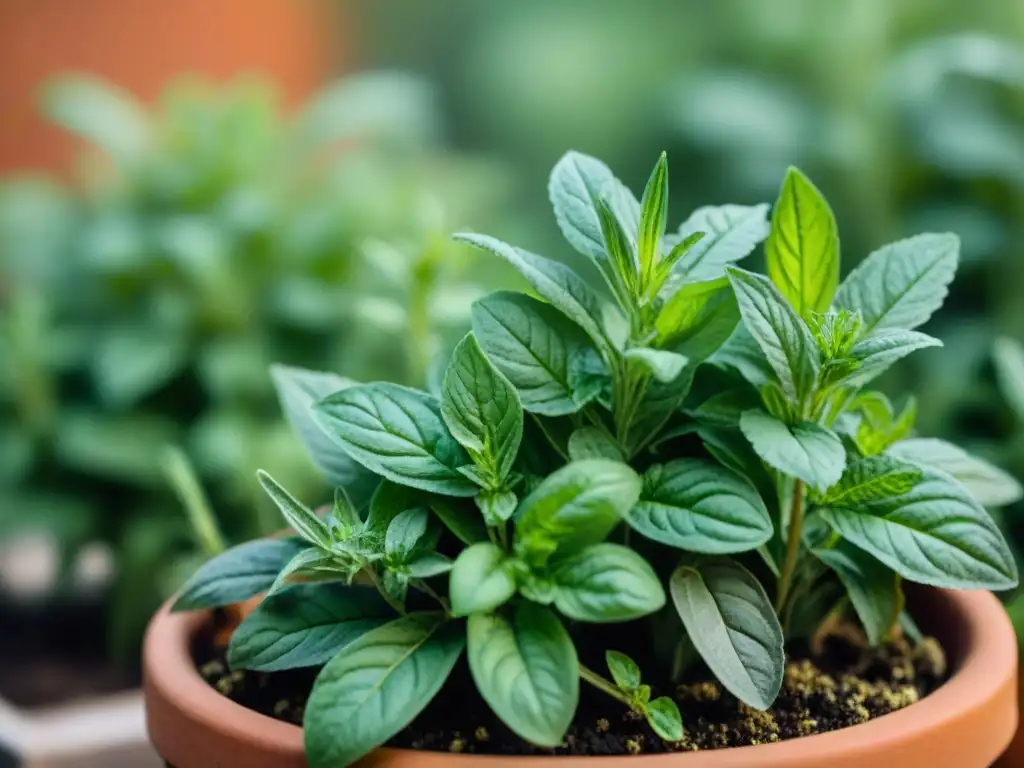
[655,277,740,362]
[467,604,578,747]
[628,459,772,553]
[304,613,464,767]
[315,383,477,497]
[385,508,434,563]
[812,543,902,646]
[842,330,942,387]
[765,167,839,318]
[670,558,783,710]
[256,470,330,548]
[646,697,684,742]
[550,543,665,622]
[606,650,641,690]
[818,456,922,506]
[228,584,393,672]
[671,204,770,284]
[835,233,959,334]
[567,427,624,461]
[887,438,1023,507]
[624,347,689,383]
[267,547,342,596]
[449,542,518,617]
[638,152,669,282]
[428,497,489,545]
[740,410,845,493]
[41,75,150,163]
[405,553,453,578]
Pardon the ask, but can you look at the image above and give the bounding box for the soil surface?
[196,618,947,755]
[0,597,138,708]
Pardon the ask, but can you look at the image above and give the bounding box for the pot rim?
[144,588,1017,767]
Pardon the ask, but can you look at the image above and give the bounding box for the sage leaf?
[811,543,902,646]
[550,543,665,622]
[442,332,524,480]
[515,460,642,565]
[454,233,615,357]
[726,267,819,402]
[818,456,922,506]
[228,584,393,672]
[669,558,784,710]
[628,459,772,553]
[624,347,689,383]
[765,167,839,318]
[472,291,604,416]
[888,438,1023,508]
[315,383,477,497]
[304,613,464,767]
[835,233,959,334]
[740,410,845,493]
[270,364,378,504]
[256,470,330,548]
[172,538,306,611]
[842,330,942,387]
[670,203,770,285]
[467,604,578,747]
[449,542,518,617]
[655,277,739,362]
[818,467,1018,590]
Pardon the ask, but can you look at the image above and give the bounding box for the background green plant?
[0,72,515,661]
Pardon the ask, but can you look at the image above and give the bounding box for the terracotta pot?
[144,588,1018,767]
[994,671,1024,767]
[0,0,342,174]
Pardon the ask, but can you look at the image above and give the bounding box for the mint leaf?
[740,410,845,493]
[304,614,464,767]
[670,558,784,710]
[811,543,902,646]
[428,497,489,545]
[655,277,739,362]
[442,333,523,481]
[646,697,684,742]
[818,456,922,506]
[835,233,959,334]
[256,470,330,548]
[550,543,665,622]
[384,508,433,563]
[628,459,772,553]
[818,467,1018,590]
[449,542,517,617]
[727,267,820,402]
[765,167,839,318]
[841,330,942,387]
[315,383,477,497]
[637,152,669,283]
[567,427,624,461]
[467,604,578,747]
[606,650,641,690]
[624,347,689,383]
[887,438,1023,508]
[454,233,614,357]
[228,584,393,672]
[472,291,604,416]
[669,204,770,285]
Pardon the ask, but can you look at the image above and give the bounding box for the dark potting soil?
[0,597,139,708]
[195,619,948,756]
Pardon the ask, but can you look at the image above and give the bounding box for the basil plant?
[175,151,1018,767]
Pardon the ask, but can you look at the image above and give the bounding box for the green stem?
[161,446,226,556]
[531,414,570,461]
[497,523,509,551]
[579,663,634,708]
[414,579,451,616]
[775,479,806,613]
[366,567,407,615]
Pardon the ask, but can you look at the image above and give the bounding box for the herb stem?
[414,579,451,616]
[579,663,634,708]
[496,522,509,551]
[775,479,805,612]
[365,567,407,615]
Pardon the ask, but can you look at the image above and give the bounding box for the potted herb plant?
[144,152,1019,767]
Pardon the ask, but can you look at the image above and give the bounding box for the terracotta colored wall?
[0,0,341,173]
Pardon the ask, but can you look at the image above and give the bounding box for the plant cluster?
[0,72,508,658]
[176,151,1018,767]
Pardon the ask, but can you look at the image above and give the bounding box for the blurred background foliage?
[6,0,1024,666]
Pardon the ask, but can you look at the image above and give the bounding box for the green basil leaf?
[628,459,772,553]
[405,553,454,578]
[765,167,839,319]
[841,330,942,387]
[624,347,689,383]
[449,542,518,617]
[669,557,783,710]
[994,336,1024,423]
[835,233,959,334]
[467,604,579,747]
[442,333,524,481]
[811,543,902,646]
[606,650,641,690]
[655,277,740,362]
[472,291,604,416]
[740,410,845,493]
[476,489,518,524]
[271,364,379,505]
[385,508,433,563]
[818,456,922,505]
[172,538,306,611]
[594,194,638,297]
[550,543,665,622]
[637,152,669,282]
[304,613,464,767]
[454,233,615,358]
[646,697,684,742]
[887,438,1023,508]
[228,584,393,672]
[818,467,1018,590]
[726,267,819,402]
[515,460,642,565]
[567,427,624,461]
[267,547,342,596]
[315,383,477,497]
[256,470,330,548]
[364,481,421,540]
[670,204,770,284]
